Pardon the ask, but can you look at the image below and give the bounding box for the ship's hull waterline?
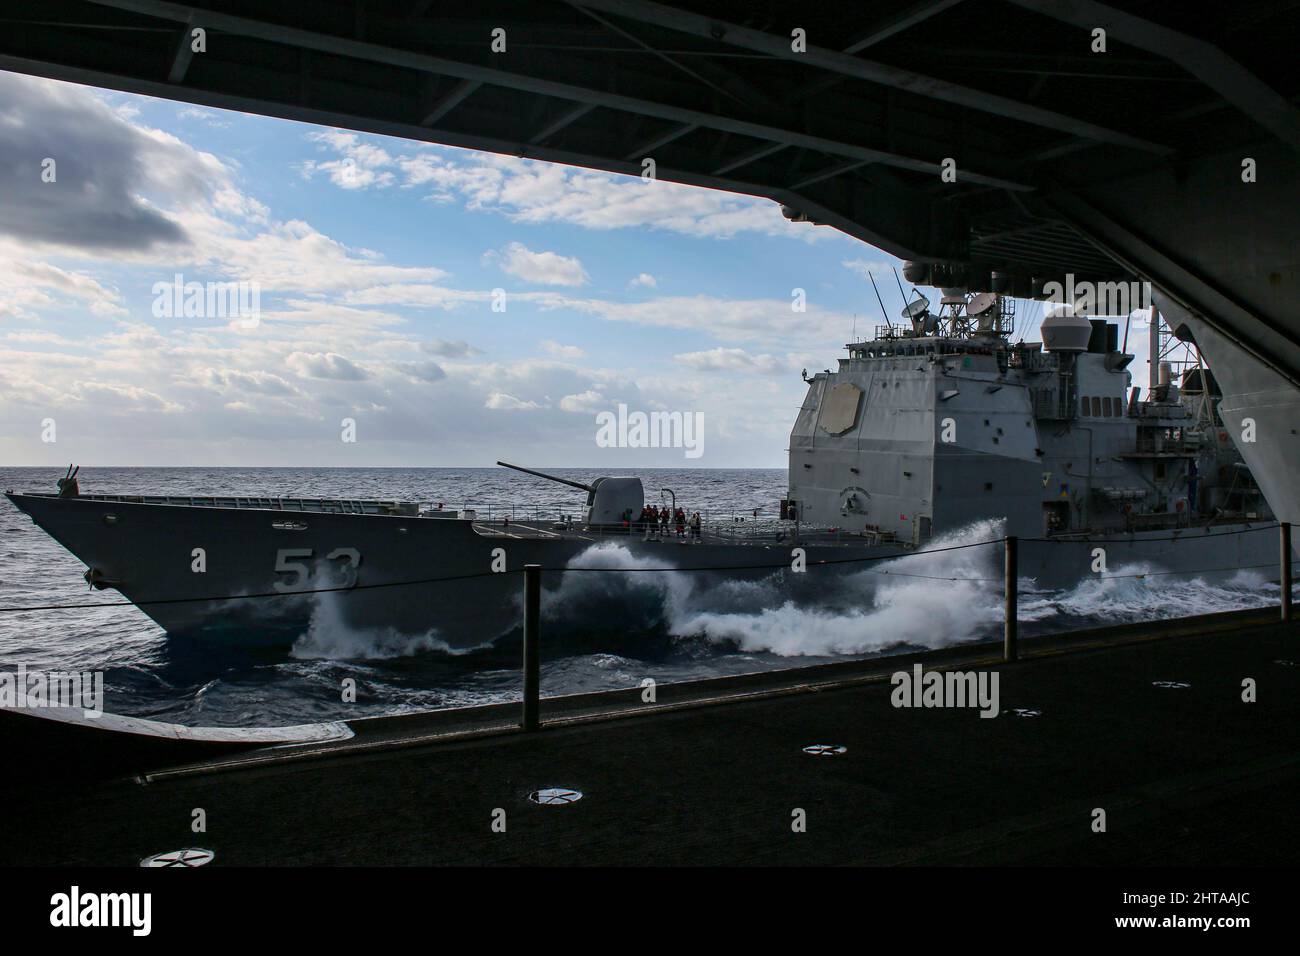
[5,493,1286,648]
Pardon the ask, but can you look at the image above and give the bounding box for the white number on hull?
[273,548,313,591]
[273,547,362,592]
[326,547,362,588]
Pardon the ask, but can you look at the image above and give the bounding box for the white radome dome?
[1040,305,1093,352]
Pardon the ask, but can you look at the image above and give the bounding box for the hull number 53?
[273,548,362,591]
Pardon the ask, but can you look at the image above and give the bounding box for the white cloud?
[393,360,447,383]
[4,330,75,345]
[541,340,586,359]
[629,272,657,289]
[285,351,369,380]
[71,381,182,413]
[207,221,447,295]
[841,258,896,281]
[0,255,128,320]
[552,294,854,346]
[302,134,837,242]
[300,131,396,190]
[421,338,478,357]
[485,242,589,287]
[341,283,486,311]
[177,106,231,128]
[485,391,544,411]
[0,78,833,468]
[558,389,605,413]
[197,368,300,396]
[675,348,784,374]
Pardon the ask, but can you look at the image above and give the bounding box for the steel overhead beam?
[529,102,597,144]
[81,0,1032,190]
[421,78,480,126]
[781,0,966,104]
[842,0,968,53]
[1008,0,1300,152]
[0,48,958,261]
[1043,189,1300,389]
[0,51,730,195]
[167,13,197,83]
[622,122,697,160]
[562,0,759,110]
[790,159,871,190]
[712,141,786,176]
[567,0,1169,153]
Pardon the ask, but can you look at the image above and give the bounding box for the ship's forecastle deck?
[10,492,419,516]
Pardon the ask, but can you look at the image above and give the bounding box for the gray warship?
[6,288,1288,647]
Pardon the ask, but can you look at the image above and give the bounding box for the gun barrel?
[496,461,594,493]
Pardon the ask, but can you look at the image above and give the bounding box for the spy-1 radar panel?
[818,382,863,435]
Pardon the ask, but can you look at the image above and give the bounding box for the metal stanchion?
[1004,536,1018,661]
[522,564,541,731]
[1282,523,1293,623]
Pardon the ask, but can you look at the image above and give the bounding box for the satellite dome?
[1040,305,1093,352]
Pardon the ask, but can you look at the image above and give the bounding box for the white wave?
[588,653,640,669]
[564,519,1006,657]
[289,590,466,661]
[541,541,699,630]
[1030,561,1278,624]
[676,518,1006,655]
[341,521,1281,663]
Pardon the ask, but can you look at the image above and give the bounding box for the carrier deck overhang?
[2,1,1298,528]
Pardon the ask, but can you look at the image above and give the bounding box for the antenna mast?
[867,271,892,334]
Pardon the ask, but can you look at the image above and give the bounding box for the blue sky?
[0,72,1143,469]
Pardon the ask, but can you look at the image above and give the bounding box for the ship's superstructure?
[786,289,1265,545]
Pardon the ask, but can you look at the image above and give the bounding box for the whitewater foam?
[1021,562,1279,625]
[290,590,467,660]
[670,518,1008,655]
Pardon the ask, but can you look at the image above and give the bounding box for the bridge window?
[1102,396,1112,417]
[1080,396,1090,416]
[1092,396,1102,417]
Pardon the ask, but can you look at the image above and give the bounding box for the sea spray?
[290,588,469,660]
[1020,563,1278,630]
[670,519,1008,656]
[542,541,698,631]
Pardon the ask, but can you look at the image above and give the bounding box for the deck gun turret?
[497,461,643,529]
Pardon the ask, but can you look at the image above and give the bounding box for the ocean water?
[0,465,1286,727]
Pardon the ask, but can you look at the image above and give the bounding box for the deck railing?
[513,522,1295,730]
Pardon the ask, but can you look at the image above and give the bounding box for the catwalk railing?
[508,522,1295,730]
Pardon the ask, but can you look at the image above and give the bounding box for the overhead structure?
[3,0,1298,515]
